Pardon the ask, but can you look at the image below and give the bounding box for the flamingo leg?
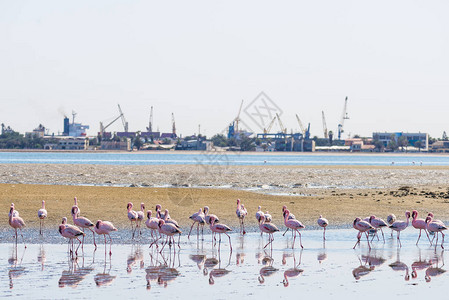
[75,237,82,255]
[298,230,304,249]
[441,232,445,249]
[89,228,97,249]
[178,233,181,248]
[353,232,361,249]
[242,219,246,235]
[323,227,326,241]
[130,221,135,239]
[292,230,296,249]
[188,222,195,239]
[282,228,289,236]
[380,228,385,243]
[397,231,402,247]
[108,233,112,255]
[225,232,232,251]
[425,230,431,243]
[365,232,371,250]
[416,229,422,245]
[19,228,26,248]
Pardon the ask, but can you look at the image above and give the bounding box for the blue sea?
[0,151,448,166]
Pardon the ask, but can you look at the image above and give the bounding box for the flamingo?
[155,204,165,219]
[387,213,396,237]
[9,203,19,218]
[203,206,219,225]
[59,219,84,255]
[264,211,272,223]
[282,205,296,236]
[163,209,179,229]
[369,215,388,242]
[188,208,205,239]
[259,215,279,249]
[73,197,80,215]
[411,210,431,245]
[94,220,117,255]
[9,206,26,247]
[209,216,232,251]
[37,200,48,236]
[255,206,264,224]
[352,217,374,249]
[389,211,411,247]
[317,215,328,240]
[127,202,138,239]
[284,209,305,248]
[71,206,97,249]
[145,210,160,240]
[153,219,182,251]
[136,203,145,237]
[236,199,247,235]
[426,215,447,248]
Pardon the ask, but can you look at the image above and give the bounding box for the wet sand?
[2,164,449,230]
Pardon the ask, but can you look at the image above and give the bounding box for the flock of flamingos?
[7,197,448,256]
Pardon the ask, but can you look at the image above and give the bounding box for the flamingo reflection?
[94,251,116,287]
[257,251,278,284]
[411,249,432,279]
[425,250,446,282]
[352,250,375,281]
[8,245,26,289]
[389,249,410,281]
[38,244,46,271]
[283,249,304,287]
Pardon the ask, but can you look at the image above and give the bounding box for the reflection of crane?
[99,104,127,136]
[337,97,349,140]
[276,113,287,134]
[146,106,153,132]
[118,104,128,132]
[172,113,176,136]
[263,117,276,135]
[322,111,328,139]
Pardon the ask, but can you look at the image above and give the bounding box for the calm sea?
[0,151,448,166]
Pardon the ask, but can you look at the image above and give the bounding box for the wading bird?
[236,199,247,235]
[389,211,411,247]
[37,200,47,236]
[317,215,328,241]
[94,220,117,255]
[283,209,305,248]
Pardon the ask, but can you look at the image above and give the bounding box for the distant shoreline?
[0,148,448,157]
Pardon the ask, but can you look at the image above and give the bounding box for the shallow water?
[2,228,448,298]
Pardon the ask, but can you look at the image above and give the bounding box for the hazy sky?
[1,0,448,138]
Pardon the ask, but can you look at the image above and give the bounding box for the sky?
[1,0,448,139]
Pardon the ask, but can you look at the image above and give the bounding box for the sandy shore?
[2,164,449,230]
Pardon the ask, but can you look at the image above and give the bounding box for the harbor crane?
[118,104,128,132]
[322,111,328,139]
[337,97,349,140]
[276,113,287,134]
[99,104,128,137]
[263,117,276,134]
[146,106,153,132]
[295,114,305,136]
[234,99,244,133]
[172,113,176,136]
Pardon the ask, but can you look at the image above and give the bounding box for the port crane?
[337,97,349,140]
[295,114,305,136]
[322,111,328,139]
[146,106,153,132]
[276,113,287,134]
[99,104,128,137]
[263,116,277,136]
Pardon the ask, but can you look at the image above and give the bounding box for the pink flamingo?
[236,199,247,235]
[426,215,447,248]
[153,219,182,251]
[37,200,47,236]
[73,197,80,215]
[209,216,232,251]
[389,211,411,247]
[353,217,373,249]
[203,206,219,225]
[71,206,97,249]
[9,206,26,247]
[259,215,279,249]
[255,206,264,224]
[284,209,305,248]
[317,215,328,240]
[59,218,84,255]
[188,208,205,238]
[264,211,272,223]
[369,215,388,242]
[137,203,145,237]
[155,204,165,219]
[387,213,396,237]
[282,205,296,236]
[163,209,179,229]
[145,210,160,240]
[411,210,431,245]
[9,203,19,218]
[127,202,138,239]
[94,220,117,255]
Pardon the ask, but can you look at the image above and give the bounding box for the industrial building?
[372,132,429,151]
[44,137,89,150]
[63,112,89,137]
